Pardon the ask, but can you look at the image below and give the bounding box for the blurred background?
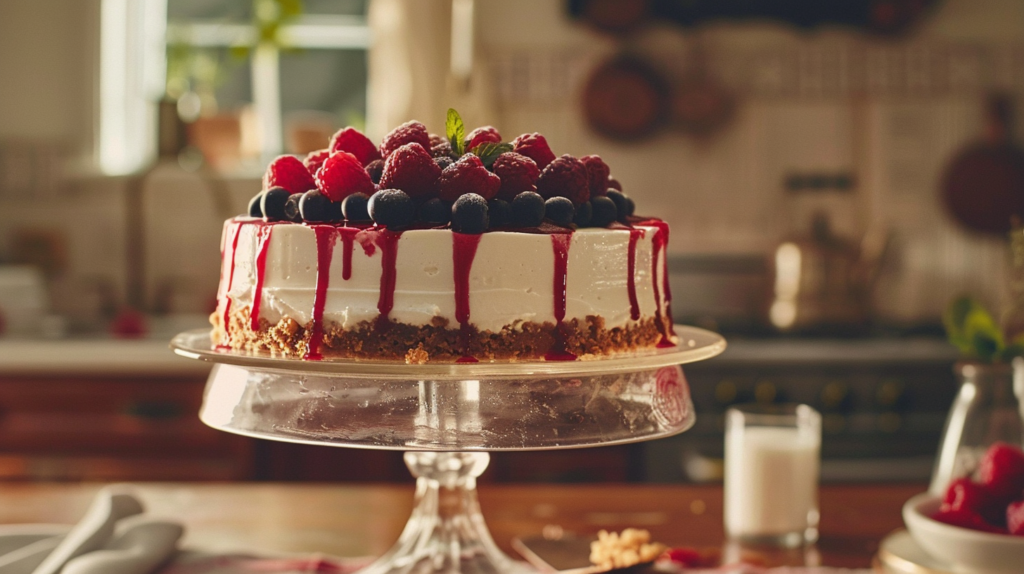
[0,0,1021,484]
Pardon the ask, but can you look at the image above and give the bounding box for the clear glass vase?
[929,359,1024,495]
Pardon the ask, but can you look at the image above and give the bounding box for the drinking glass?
[724,404,821,547]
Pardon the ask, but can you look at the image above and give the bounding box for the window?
[99,0,370,175]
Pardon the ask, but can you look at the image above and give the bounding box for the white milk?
[724,426,820,539]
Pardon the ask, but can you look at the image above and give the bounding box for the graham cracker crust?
[211,306,672,363]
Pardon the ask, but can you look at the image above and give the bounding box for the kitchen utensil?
[583,56,669,141]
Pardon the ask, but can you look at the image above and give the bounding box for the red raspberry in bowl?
[493,152,539,201]
[511,132,556,169]
[315,151,375,202]
[466,126,502,151]
[536,154,589,205]
[379,143,441,199]
[303,149,331,175]
[979,442,1024,500]
[438,154,501,202]
[932,507,1007,534]
[580,155,611,197]
[380,121,431,159]
[1008,500,1024,535]
[329,127,381,166]
[264,155,317,194]
[942,477,1004,525]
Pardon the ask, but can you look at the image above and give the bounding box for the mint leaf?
[446,108,466,156]
[471,142,513,168]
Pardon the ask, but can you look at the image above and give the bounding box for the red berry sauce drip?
[305,226,338,360]
[641,219,675,347]
[249,223,274,331]
[217,221,244,350]
[453,232,483,361]
[373,229,402,331]
[626,227,644,322]
[338,227,360,281]
[545,232,577,361]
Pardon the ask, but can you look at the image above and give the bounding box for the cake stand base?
[359,452,534,574]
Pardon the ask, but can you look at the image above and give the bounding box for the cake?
[211,109,674,362]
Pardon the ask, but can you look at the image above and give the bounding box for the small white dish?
[903,492,1024,574]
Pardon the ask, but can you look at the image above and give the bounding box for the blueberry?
[590,196,618,227]
[342,192,371,222]
[418,198,451,225]
[545,197,575,227]
[509,191,545,228]
[299,190,341,222]
[248,193,265,217]
[573,201,593,227]
[606,190,628,221]
[451,193,489,234]
[261,187,291,221]
[283,193,303,222]
[368,189,416,228]
[434,156,453,171]
[624,196,635,217]
[488,199,511,229]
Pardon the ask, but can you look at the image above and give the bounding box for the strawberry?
[315,151,375,202]
[1008,500,1024,535]
[263,155,316,194]
[536,154,589,205]
[932,508,1007,534]
[943,477,1004,525]
[380,121,431,159]
[303,149,330,175]
[492,152,539,201]
[379,143,441,199]
[329,127,381,167]
[438,154,501,202]
[580,155,611,197]
[511,132,556,169]
[979,442,1024,500]
[466,126,501,152]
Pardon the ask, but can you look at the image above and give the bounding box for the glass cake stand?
[171,326,725,574]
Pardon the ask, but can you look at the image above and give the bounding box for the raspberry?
[979,442,1024,500]
[1008,500,1024,535]
[511,132,556,169]
[492,152,539,201]
[304,148,330,175]
[431,140,453,158]
[379,143,441,199]
[365,159,384,184]
[536,154,589,205]
[608,177,623,192]
[437,154,501,202]
[932,508,1007,534]
[380,120,431,159]
[434,156,454,171]
[315,151,375,202]
[466,126,501,151]
[942,477,1004,525]
[264,155,316,194]
[329,127,380,166]
[580,155,611,197]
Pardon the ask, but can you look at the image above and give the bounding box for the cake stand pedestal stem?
[358,452,534,574]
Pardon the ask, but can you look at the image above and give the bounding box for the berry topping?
[299,190,342,222]
[418,198,451,225]
[303,149,330,175]
[431,140,454,158]
[283,193,303,222]
[429,133,445,147]
[545,196,575,227]
[606,190,629,222]
[379,143,442,199]
[434,156,454,171]
[466,126,501,151]
[509,191,545,228]
[260,187,291,221]
[573,201,593,227]
[511,132,556,169]
[368,189,416,228]
[263,155,316,194]
[315,151,375,202]
[451,193,489,234]
[536,154,590,205]
[581,155,611,197]
[590,195,618,227]
[1008,500,1024,535]
[248,193,264,217]
[438,154,501,202]
[624,195,636,217]
[979,442,1024,500]
[488,199,511,228]
[342,192,371,222]
[365,159,384,184]
[329,127,381,166]
[380,120,431,159]
[608,177,623,192]
[492,152,540,201]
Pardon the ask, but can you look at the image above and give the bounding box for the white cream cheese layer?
[220,219,665,333]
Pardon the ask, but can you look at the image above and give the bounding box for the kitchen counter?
[0,338,210,376]
[0,482,922,568]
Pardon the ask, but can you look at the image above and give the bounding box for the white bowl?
[903,492,1024,574]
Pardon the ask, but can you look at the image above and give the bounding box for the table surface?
[0,482,923,569]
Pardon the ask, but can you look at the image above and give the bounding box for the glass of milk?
[724,404,821,547]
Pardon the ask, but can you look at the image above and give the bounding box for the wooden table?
[0,483,923,569]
